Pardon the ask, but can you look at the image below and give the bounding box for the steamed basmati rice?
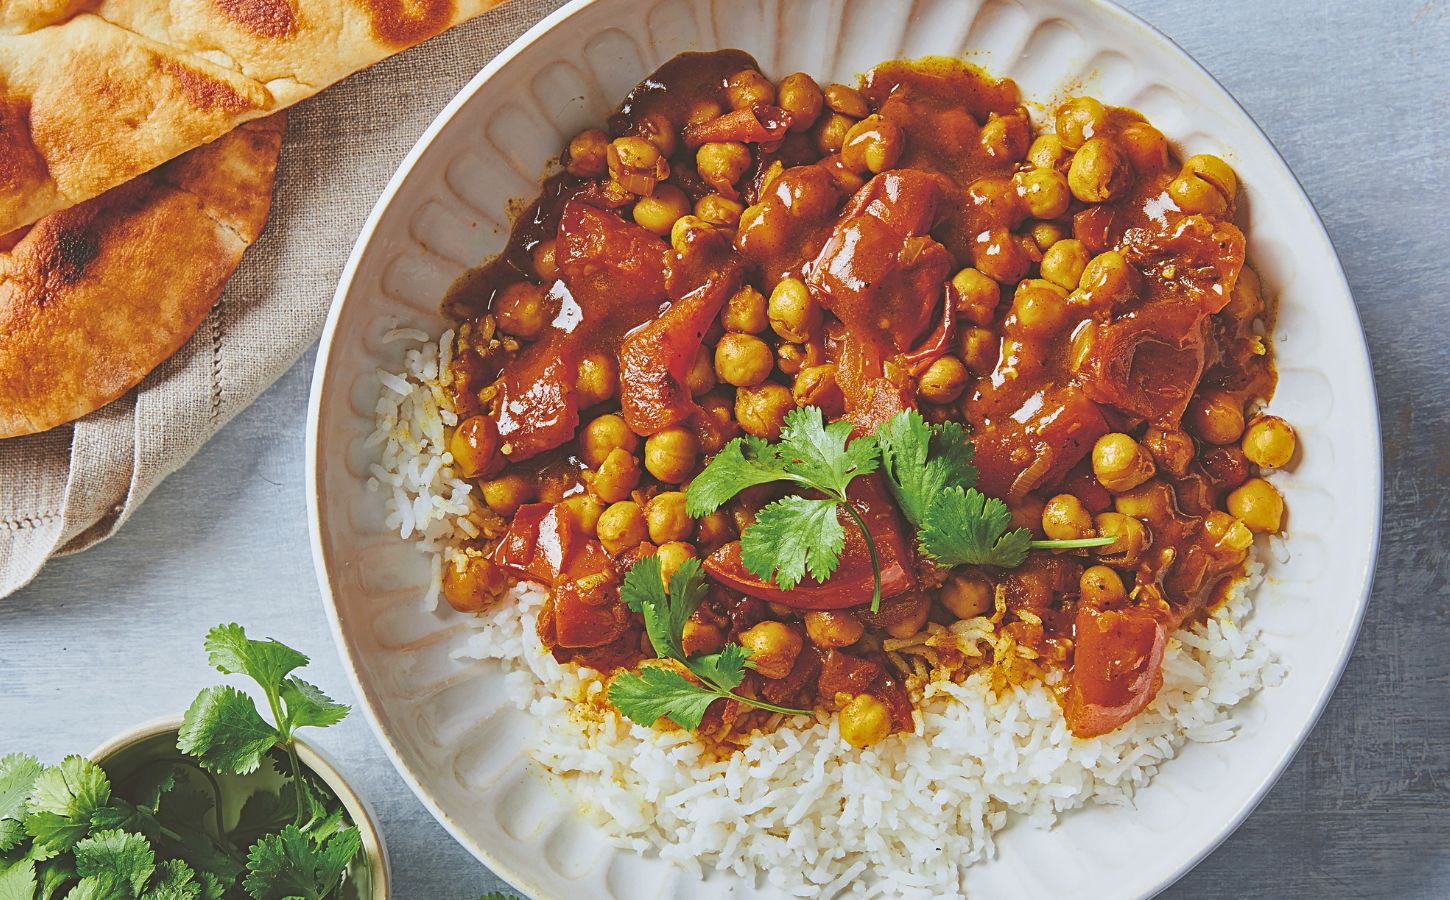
[374,332,1284,898]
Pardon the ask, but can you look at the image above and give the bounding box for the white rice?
[374,333,1285,898]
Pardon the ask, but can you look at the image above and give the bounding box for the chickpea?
[776,343,807,377]
[1205,510,1256,553]
[1093,511,1148,566]
[1242,415,1296,468]
[1040,239,1091,292]
[1014,168,1071,219]
[685,349,716,396]
[951,267,1001,326]
[1112,478,1174,521]
[841,115,905,174]
[959,326,1000,375]
[1092,433,1156,493]
[1055,97,1107,150]
[1143,426,1195,478]
[481,472,533,517]
[1068,137,1131,203]
[1027,133,1069,170]
[442,551,507,613]
[695,510,732,550]
[918,355,969,404]
[884,595,931,639]
[494,282,548,339]
[696,142,751,195]
[670,214,712,255]
[530,238,559,282]
[682,619,726,656]
[973,227,1031,284]
[721,285,767,334]
[685,99,723,126]
[1010,279,1073,336]
[1118,121,1169,173]
[695,193,745,227]
[575,352,618,408]
[768,277,822,341]
[1186,153,1237,200]
[634,111,678,157]
[1227,477,1284,534]
[565,128,609,177]
[839,693,892,748]
[725,68,776,110]
[939,570,993,620]
[1078,250,1139,309]
[593,447,643,503]
[580,414,639,468]
[1079,565,1127,607]
[644,427,699,484]
[713,332,774,388]
[1042,494,1095,541]
[812,112,855,154]
[596,501,647,555]
[1029,220,1069,251]
[777,72,824,131]
[559,493,603,537]
[632,184,691,236]
[979,110,1029,161]
[1186,391,1246,445]
[735,383,794,440]
[607,135,669,196]
[655,541,697,586]
[823,83,869,118]
[645,491,692,544]
[739,621,802,680]
[797,610,862,649]
[792,364,845,416]
[449,415,499,478]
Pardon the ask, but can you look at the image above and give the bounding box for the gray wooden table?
[2,1,1446,896]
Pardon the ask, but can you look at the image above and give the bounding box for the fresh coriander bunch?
[0,625,366,900]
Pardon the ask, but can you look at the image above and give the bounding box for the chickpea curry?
[437,50,1295,749]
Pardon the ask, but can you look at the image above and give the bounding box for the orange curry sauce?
[436,51,1285,744]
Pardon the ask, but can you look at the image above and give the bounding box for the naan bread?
[0,113,283,438]
[0,0,505,233]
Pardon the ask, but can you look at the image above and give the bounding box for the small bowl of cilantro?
[0,625,387,900]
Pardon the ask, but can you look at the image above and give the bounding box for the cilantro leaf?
[740,496,844,589]
[919,487,1034,568]
[608,666,723,731]
[0,858,37,900]
[204,625,309,691]
[144,860,202,900]
[241,824,357,900]
[776,406,879,498]
[481,892,523,900]
[875,410,977,528]
[0,753,42,852]
[35,858,75,900]
[74,829,154,897]
[688,644,749,693]
[279,680,349,731]
[178,686,282,776]
[64,874,126,900]
[26,757,111,856]
[684,435,789,516]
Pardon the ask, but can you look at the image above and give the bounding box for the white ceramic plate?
[306,1,1381,896]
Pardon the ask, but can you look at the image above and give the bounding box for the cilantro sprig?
[0,626,363,900]
[608,556,812,730]
[873,410,1115,568]
[687,406,884,610]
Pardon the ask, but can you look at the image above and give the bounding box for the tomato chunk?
[1064,606,1167,738]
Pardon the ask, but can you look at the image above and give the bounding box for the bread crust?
[0,113,284,438]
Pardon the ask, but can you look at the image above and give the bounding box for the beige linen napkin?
[0,0,567,598]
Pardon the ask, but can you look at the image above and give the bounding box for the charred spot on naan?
[356,0,456,48]
[212,0,301,39]
[156,58,263,114]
